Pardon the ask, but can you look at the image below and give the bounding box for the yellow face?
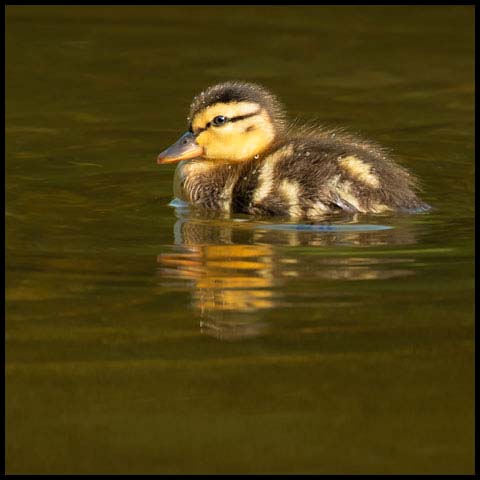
[191,101,276,162]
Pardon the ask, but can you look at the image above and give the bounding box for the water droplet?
[243,176,248,180]
[254,154,259,160]
[305,151,310,156]
[331,133,336,137]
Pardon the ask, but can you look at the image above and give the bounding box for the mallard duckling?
[157,81,430,218]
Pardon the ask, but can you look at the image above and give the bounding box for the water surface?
[6,5,474,474]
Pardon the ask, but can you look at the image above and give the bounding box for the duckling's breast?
[173,159,241,211]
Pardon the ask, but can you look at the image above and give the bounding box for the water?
[6,6,474,474]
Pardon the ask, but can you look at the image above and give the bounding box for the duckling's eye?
[212,115,228,127]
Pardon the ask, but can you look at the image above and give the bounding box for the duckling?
[157,81,430,218]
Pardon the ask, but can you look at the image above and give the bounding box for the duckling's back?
[232,129,430,218]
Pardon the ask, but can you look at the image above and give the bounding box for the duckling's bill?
[157,132,204,164]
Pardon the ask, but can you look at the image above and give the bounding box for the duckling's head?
[158,81,286,164]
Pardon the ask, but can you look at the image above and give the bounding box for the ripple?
[256,223,393,232]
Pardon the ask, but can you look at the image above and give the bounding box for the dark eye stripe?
[192,109,261,135]
[229,109,261,123]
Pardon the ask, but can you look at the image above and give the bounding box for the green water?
[6,6,474,474]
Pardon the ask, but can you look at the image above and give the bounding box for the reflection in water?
[158,240,275,340]
[157,207,418,340]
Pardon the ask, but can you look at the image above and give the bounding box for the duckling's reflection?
[158,216,275,340]
[157,208,419,340]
